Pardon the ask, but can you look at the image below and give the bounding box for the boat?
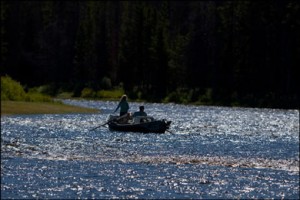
[107,115,171,133]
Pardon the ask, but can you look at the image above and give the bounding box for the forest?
[1,1,299,109]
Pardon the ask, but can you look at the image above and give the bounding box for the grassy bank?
[1,101,99,115]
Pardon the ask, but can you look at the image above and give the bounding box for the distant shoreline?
[1,101,99,115]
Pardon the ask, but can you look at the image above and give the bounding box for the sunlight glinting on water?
[1,100,299,199]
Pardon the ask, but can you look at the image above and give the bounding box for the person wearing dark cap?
[132,106,147,117]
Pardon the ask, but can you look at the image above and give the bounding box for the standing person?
[114,94,129,116]
[132,106,147,117]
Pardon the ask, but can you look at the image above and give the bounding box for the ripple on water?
[1,100,299,199]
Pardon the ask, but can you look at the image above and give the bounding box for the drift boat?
[107,115,171,133]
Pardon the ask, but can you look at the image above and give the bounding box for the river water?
[1,100,299,199]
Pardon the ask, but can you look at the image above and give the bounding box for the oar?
[165,129,173,134]
[89,121,110,131]
[89,113,128,131]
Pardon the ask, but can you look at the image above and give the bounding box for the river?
[1,100,299,199]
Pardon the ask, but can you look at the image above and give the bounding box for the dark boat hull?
[108,120,171,133]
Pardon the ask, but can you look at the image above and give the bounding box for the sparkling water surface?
[1,100,299,199]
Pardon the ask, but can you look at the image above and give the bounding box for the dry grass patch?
[1,101,99,115]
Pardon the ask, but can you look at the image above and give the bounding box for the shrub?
[56,92,74,99]
[25,92,52,102]
[1,75,26,101]
[96,88,124,99]
[81,87,95,98]
[197,88,213,105]
[36,84,56,95]
[1,75,53,102]
[163,88,192,104]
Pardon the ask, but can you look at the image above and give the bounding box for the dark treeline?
[1,1,299,108]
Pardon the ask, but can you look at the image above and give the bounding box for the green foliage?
[96,88,124,99]
[80,88,95,98]
[163,88,215,105]
[79,86,124,100]
[163,88,193,104]
[1,75,27,101]
[28,84,57,96]
[56,92,74,99]
[1,1,299,108]
[197,88,213,105]
[1,75,52,102]
[25,91,52,102]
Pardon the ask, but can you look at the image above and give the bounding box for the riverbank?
[1,101,99,115]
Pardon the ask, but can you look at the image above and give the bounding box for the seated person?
[117,113,131,124]
[132,106,147,117]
